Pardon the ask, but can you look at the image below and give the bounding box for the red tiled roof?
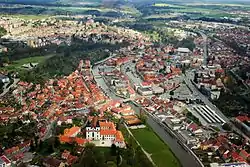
[59,136,73,143]
[0,155,11,164]
[62,150,70,159]
[188,123,198,132]
[75,138,86,145]
[100,130,116,135]
[231,151,240,161]
[236,116,250,122]
[115,131,124,142]
[4,146,19,155]
[64,126,81,137]
[239,150,250,159]
[100,121,116,129]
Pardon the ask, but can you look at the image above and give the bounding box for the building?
[210,162,250,167]
[137,87,153,96]
[0,155,11,167]
[61,150,78,166]
[234,116,250,137]
[177,47,191,54]
[151,86,164,94]
[111,105,135,116]
[43,157,65,167]
[192,105,225,124]
[0,75,9,84]
[58,126,86,145]
[63,126,81,137]
[239,150,250,161]
[86,117,101,140]
[86,117,125,148]
[122,115,142,126]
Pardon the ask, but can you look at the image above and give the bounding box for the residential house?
[0,155,11,167]
[61,150,78,166]
[63,126,81,137]
[43,157,65,167]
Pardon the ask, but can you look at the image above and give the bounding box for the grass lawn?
[131,128,181,167]
[1,55,54,72]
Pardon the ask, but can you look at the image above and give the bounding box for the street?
[198,31,208,66]
[92,64,122,100]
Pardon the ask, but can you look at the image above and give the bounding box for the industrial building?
[191,105,226,124]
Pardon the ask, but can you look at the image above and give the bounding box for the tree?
[169,91,174,96]
[135,146,153,167]
[0,27,7,37]
[2,55,9,64]
[79,142,106,167]
[140,114,147,125]
[110,144,117,156]
[30,140,35,151]
[222,123,232,131]
[107,161,117,167]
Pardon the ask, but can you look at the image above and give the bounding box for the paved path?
[124,123,156,166]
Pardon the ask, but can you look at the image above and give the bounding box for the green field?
[131,128,181,167]
[1,55,54,71]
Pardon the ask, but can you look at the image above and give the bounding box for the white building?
[151,86,164,94]
[86,117,125,148]
[177,47,190,53]
[137,87,153,96]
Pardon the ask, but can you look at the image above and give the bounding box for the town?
[1,1,250,167]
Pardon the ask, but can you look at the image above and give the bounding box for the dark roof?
[43,157,62,167]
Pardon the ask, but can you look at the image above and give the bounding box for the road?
[41,121,56,141]
[0,78,20,97]
[92,64,122,100]
[184,72,250,140]
[129,102,202,167]
[120,61,143,86]
[198,31,208,66]
[94,53,117,66]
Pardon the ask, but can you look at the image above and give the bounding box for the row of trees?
[18,41,127,84]
[74,139,154,167]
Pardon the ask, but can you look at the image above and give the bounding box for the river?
[128,102,201,167]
